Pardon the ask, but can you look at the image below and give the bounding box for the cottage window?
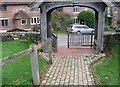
[37,18,39,23]
[34,18,37,23]
[0,19,8,27]
[0,6,7,12]
[73,6,80,12]
[21,19,27,25]
[74,17,79,24]
[31,17,40,25]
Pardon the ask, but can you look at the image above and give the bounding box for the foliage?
[104,27,115,32]
[105,17,112,27]
[2,34,14,42]
[19,38,34,47]
[78,10,95,28]
[31,24,40,32]
[1,33,41,42]
[104,34,120,51]
[2,40,48,85]
[105,8,113,27]
[51,10,73,33]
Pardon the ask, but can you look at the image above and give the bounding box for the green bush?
[51,10,73,33]
[104,27,115,32]
[19,39,28,44]
[19,38,34,47]
[78,10,95,28]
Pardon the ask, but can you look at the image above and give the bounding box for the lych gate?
[30,0,117,52]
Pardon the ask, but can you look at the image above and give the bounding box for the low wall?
[104,32,120,51]
[0,32,41,42]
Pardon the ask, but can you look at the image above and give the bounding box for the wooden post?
[40,4,48,52]
[68,33,69,48]
[48,38,52,64]
[91,33,93,48]
[30,44,40,85]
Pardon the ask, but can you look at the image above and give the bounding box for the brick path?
[40,53,105,86]
[56,46,95,55]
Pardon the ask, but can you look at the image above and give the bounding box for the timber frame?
[29,0,119,52]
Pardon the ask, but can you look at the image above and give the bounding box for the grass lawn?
[92,45,119,85]
[1,40,49,85]
[1,39,32,59]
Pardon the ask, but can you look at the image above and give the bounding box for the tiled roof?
[0,2,31,5]
[13,10,31,20]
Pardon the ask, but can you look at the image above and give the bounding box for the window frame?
[0,6,7,12]
[73,6,80,13]
[21,19,27,25]
[0,18,9,27]
[74,17,79,24]
[31,17,40,25]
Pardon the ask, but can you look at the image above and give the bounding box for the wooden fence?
[0,38,52,86]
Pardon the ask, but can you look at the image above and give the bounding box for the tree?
[51,10,73,33]
[105,7,113,28]
[78,10,95,28]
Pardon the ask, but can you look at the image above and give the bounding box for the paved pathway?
[40,53,105,86]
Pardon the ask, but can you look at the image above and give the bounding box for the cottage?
[0,1,40,31]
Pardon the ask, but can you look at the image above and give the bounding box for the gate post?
[30,44,40,85]
[48,38,52,64]
[40,4,48,52]
[97,3,105,52]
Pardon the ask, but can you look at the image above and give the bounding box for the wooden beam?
[102,0,115,7]
[1,48,33,65]
[0,32,40,34]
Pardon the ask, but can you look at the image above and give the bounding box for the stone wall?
[104,32,120,51]
[1,32,41,42]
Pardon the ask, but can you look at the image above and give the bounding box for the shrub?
[19,38,34,47]
[19,39,28,44]
[51,10,73,33]
[78,10,95,28]
[2,35,14,42]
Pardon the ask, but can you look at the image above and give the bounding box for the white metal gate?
[68,33,94,48]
